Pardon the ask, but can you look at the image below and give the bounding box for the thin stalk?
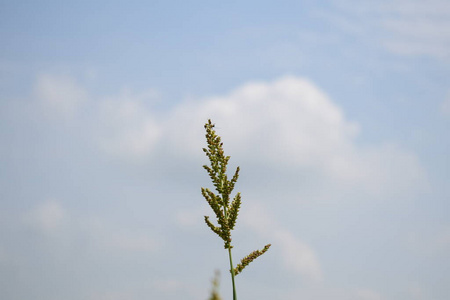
[228,248,237,300]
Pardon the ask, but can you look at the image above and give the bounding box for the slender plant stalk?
[228,248,237,300]
[201,119,271,300]
[223,204,237,300]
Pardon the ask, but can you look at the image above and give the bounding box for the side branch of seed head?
[233,244,272,275]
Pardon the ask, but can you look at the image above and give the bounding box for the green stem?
[228,247,237,300]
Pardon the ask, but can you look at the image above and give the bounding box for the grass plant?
[201,119,271,300]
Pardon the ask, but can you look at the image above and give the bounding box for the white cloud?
[32,74,425,199]
[35,74,88,118]
[32,74,426,200]
[24,200,66,234]
[165,76,426,286]
[243,202,323,282]
[16,67,436,300]
[30,74,426,203]
[165,76,425,197]
[33,74,162,161]
[167,76,359,168]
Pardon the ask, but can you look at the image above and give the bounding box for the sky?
[0,1,449,299]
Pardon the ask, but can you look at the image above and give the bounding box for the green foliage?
[201,119,271,299]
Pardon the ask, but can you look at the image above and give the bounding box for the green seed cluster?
[201,119,271,281]
[233,244,272,276]
[202,119,241,249]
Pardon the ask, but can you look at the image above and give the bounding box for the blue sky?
[1,1,449,300]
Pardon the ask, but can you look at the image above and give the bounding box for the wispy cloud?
[96,90,161,160]
[34,74,427,198]
[34,74,88,118]
[23,199,160,254]
[162,76,426,198]
[23,200,66,235]
[151,278,203,299]
[329,0,450,60]
[98,229,159,253]
[380,0,450,59]
[27,73,430,298]
[243,202,323,282]
[408,284,425,299]
[354,288,383,300]
[441,94,450,117]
